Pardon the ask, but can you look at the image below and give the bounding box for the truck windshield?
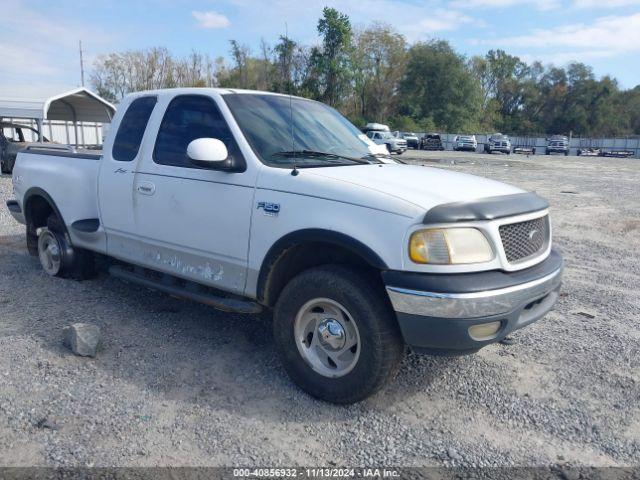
[223,94,377,168]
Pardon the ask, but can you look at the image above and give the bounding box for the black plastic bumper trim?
[71,218,101,233]
[396,284,560,355]
[6,200,21,214]
[423,192,548,224]
[382,249,563,295]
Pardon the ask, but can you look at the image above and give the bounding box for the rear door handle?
[136,181,156,196]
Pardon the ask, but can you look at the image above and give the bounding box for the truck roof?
[123,87,301,101]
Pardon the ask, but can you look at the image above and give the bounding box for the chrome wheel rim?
[293,298,361,378]
[38,229,62,276]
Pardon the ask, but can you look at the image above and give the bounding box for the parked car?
[453,135,477,152]
[484,134,512,154]
[577,147,601,157]
[363,122,390,134]
[7,88,563,403]
[513,145,536,155]
[394,131,419,149]
[0,122,50,174]
[601,149,634,158]
[419,133,444,151]
[366,130,407,154]
[546,135,569,156]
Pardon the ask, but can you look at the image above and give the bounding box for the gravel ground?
[0,151,638,468]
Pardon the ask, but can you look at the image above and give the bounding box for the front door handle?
[136,181,156,196]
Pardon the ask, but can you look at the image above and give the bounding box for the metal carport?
[0,88,115,146]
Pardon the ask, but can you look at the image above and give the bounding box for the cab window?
[112,96,157,162]
[153,94,243,169]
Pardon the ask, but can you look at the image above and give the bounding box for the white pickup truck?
[7,88,563,403]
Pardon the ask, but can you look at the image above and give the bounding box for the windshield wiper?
[270,149,371,165]
[361,153,387,163]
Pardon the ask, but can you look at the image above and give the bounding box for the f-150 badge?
[257,202,280,217]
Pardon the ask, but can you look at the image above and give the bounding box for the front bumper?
[456,144,477,151]
[383,249,563,355]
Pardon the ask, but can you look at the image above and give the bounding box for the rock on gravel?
[63,323,101,357]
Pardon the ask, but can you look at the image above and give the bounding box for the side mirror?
[187,138,229,168]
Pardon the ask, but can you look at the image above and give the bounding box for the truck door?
[97,95,158,258]
[130,93,255,295]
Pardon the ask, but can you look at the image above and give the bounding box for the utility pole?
[79,40,85,87]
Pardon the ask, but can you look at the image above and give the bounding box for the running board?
[108,265,262,314]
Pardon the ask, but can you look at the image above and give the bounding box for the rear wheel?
[273,265,404,404]
[37,214,94,279]
[37,228,64,276]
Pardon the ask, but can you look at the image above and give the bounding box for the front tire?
[273,265,404,404]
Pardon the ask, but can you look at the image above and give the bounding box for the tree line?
[91,7,640,137]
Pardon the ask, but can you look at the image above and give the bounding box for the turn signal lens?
[409,228,493,264]
[468,321,502,340]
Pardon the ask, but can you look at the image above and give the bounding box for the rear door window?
[112,96,157,162]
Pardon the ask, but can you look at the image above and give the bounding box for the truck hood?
[306,163,524,213]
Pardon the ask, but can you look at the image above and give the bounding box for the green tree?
[399,40,480,132]
[470,50,532,132]
[619,86,640,135]
[273,35,297,93]
[351,24,407,122]
[316,7,353,107]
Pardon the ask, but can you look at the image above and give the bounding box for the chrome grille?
[499,215,549,263]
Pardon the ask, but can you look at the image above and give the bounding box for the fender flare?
[256,228,388,302]
[23,187,65,227]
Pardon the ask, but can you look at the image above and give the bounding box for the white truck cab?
[366,130,407,154]
[7,88,562,403]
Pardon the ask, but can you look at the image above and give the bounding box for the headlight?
[409,228,493,264]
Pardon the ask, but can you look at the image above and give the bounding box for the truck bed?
[12,146,106,253]
[22,145,102,160]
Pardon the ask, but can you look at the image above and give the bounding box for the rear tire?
[273,265,404,404]
[37,214,95,279]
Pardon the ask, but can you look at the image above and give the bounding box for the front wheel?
[273,265,404,404]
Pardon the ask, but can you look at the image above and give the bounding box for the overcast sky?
[1,0,639,98]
